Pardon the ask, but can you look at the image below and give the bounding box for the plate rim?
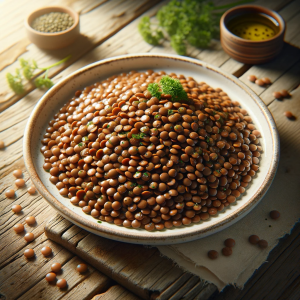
[23,53,280,244]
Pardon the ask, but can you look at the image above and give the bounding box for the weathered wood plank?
[92,285,141,300]
[44,215,214,300]
[18,256,111,300]
[0,239,73,299]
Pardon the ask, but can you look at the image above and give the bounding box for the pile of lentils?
[41,70,262,231]
[31,12,74,33]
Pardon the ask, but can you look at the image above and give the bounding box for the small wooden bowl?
[25,6,80,50]
[220,5,285,64]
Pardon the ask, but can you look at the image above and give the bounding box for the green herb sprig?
[138,0,251,55]
[6,55,71,94]
[147,75,188,102]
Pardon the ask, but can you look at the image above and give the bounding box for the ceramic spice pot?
[220,5,285,64]
[25,6,80,50]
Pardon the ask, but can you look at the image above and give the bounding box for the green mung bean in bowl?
[25,6,79,50]
[31,12,74,33]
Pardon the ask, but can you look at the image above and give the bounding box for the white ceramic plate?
[24,54,279,245]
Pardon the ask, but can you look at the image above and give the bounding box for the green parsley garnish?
[147,75,188,102]
[82,136,89,141]
[206,137,210,143]
[87,121,93,126]
[154,114,161,119]
[168,109,174,116]
[147,83,162,100]
[138,0,249,55]
[179,160,183,163]
[78,142,83,146]
[6,55,71,94]
[137,185,143,188]
[107,125,110,128]
[131,183,137,187]
[143,172,149,177]
[97,220,102,223]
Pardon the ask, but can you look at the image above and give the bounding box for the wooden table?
[1,0,300,299]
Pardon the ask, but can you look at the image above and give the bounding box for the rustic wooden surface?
[0,0,300,299]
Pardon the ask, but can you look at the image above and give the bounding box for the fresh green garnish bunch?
[6,55,71,94]
[138,0,251,55]
[148,75,188,102]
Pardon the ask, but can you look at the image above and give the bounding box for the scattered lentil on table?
[261,77,271,85]
[76,263,88,273]
[0,140,5,149]
[247,75,257,82]
[249,235,260,245]
[255,79,265,86]
[56,278,67,288]
[273,91,282,99]
[12,204,22,213]
[41,246,52,256]
[41,70,262,230]
[13,169,23,178]
[208,250,219,259]
[284,111,295,120]
[51,262,62,273]
[270,210,280,220]
[222,247,232,256]
[258,239,268,248]
[28,186,36,195]
[24,232,35,242]
[24,248,35,258]
[280,89,290,98]
[13,223,24,233]
[46,272,57,282]
[25,216,36,225]
[31,12,74,33]
[15,178,25,188]
[5,189,15,198]
[224,238,235,248]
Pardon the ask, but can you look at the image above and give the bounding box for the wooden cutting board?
[45,214,217,300]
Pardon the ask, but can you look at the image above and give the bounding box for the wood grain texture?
[92,285,141,300]
[45,215,214,300]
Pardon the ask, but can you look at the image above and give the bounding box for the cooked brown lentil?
[247,75,257,82]
[13,223,24,233]
[51,262,62,273]
[208,250,218,259]
[249,235,260,245]
[12,204,22,213]
[76,263,88,273]
[41,246,52,256]
[15,178,25,188]
[28,186,36,195]
[221,247,232,256]
[258,239,268,248]
[46,272,56,282]
[56,278,67,288]
[24,232,35,242]
[41,70,262,230]
[26,216,36,225]
[13,169,23,178]
[5,189,15,198]
[284,111,295,120]
[224,238,235,248]
[269,210,280,220]
[24,248,35,258]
